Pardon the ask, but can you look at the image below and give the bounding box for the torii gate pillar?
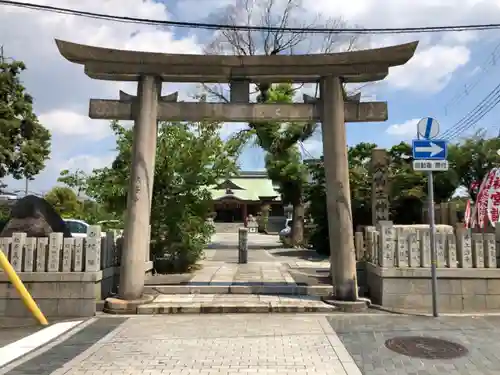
[320,76,357,301]
[119,75,161,300]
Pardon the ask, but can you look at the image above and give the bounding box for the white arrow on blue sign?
[412,139,447,160]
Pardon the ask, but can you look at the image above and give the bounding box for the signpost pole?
[414,116,444,317]
[427,170,438,317]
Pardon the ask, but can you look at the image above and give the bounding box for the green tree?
[305,142,377,255]
[45,186,81,217]
[348,142,378,226]
[0,56,51,182]
[86,119,244,272]
[306,141,460,255]
[58,169,88,196]
[232,84,315,245]
[258,84,315,245]
[447,129,500,200]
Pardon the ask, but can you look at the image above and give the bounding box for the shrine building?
[209,171,284,223]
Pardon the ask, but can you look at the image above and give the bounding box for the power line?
[3,0,500,34]
[299,141,315,160]
[442,87,500,140]
[441,83,500,140]
[443,41,500,115]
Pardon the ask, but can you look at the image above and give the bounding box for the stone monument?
[55,39,418,306]
[371,149,390,225]
[1,195,71,238]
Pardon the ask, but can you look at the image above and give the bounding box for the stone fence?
[356,221,500,313]
[357,222,497,269]
[0,226,153,318]
[421,202,460,226]
[0,228,119,273]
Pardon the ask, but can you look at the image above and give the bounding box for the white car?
[279,218,292,241]
[63,219,105,238]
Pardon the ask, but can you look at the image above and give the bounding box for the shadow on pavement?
[270,249,328,262]
[206,243,281,250]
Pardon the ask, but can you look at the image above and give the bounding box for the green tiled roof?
[209,173,281,202]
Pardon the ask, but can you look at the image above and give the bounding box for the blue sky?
[1,0,500,193]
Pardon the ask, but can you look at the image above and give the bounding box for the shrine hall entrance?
[215,205,244,223]
[213,199,261,223]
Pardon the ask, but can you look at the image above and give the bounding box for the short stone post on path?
[238,228,248,264]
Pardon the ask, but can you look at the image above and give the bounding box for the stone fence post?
[238,228,248,264]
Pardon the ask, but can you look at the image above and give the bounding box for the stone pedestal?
[408,233,420,267]
[446,234,458,268]
[419,229,431,267]
[435,233,446,268]
[457,228,473,268]
[484,233,497,268]
[378,221,395,268]
[472,233,485,268]
[395,228,408,267]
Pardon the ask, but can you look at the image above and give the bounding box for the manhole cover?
[384,336,468,359]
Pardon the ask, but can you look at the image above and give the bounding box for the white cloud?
[387,45,471,93]
[386,118,419,138]
[307,0,498,93]
[311,0,500,29]
[59,154,116,174]
[0,0,204,191]
[39,110,112,140]
[2,0,500,191]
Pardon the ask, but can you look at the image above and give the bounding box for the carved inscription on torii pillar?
[55,39,418,304]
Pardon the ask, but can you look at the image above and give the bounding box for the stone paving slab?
[288,267,332,286]
[328,314,500,375]
[137,294,337,314]
[189,263,297,285]
[146,261,334,296]
[144,284,333,295]
[45,314,361,375]
[211,248,277,262]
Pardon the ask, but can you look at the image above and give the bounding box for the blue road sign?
[417,117,440,139]
[412,139,447,160]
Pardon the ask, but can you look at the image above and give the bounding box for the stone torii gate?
[55,39,418,308]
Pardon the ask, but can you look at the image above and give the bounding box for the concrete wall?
[0,262,153,318]
[366,263,500,313]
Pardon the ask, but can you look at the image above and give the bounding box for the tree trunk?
[291,202,305,246]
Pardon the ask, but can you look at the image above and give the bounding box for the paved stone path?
[2,315,361,375]
[5,314,500,374]
[329,314,500,375]
[146,232,331,292]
